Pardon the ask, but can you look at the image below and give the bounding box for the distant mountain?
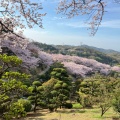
[81,45,120,54]
[33,42,120,66]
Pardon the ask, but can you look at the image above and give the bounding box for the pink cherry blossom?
[1,35,120,77]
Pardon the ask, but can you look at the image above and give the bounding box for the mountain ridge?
[33,42,120,66]
[80,44,120,54]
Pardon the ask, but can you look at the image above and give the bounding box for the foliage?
[33,42,59,54]
[52,53,120,77]
[43,68,72,111]
[98,77,119,117]
[79,92,93,108]
[38,62,65,81]
[62,102,73,109]
[0,73,28,115]
[42,78,58,111]
[112,89,120,115]
[28,80,44,112]
[72,103,82,109]
[50,68,69,80]
[33,43,119,65]
[50,68,72,107]
[0,54,22,78]
[78,74,120,116]
[3,102,26,120]
[18,99,32,112]
[0,54,29,118]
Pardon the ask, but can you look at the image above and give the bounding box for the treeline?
[0,54,120,120]
[33,42,119,66]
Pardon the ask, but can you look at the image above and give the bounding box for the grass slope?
[19,107,119,120]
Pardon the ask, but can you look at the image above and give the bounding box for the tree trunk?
[34,103,37,112]
[100,106,111,117]
[34,96,37,112]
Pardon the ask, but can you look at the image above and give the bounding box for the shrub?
[3,102,26,120]
[72,103,82,109]
[62,103,73,109]
[112,96,120,115]
[18,99,32,112]
[39,101,47,109]
[83,96,93,108]
[79,92,93,108]
[54,83,61,89]
[48,104,57,112]
[32,81,41,86]
[62,83,68,88]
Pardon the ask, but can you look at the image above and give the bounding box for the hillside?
[33,42,120,66]
[81,45,120,54]
[1,35,120,78]
[81,45,120,63]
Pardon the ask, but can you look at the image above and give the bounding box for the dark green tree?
[79,74,102,108]
[43,68,72,111]
[28,81,44,112]
[43,78,58,111]
[112,77,120,116]
[0,72,29,118]
[0,54,30,119]
[0,54,22,78]
[79,74,119,116]
[38,62,65,81]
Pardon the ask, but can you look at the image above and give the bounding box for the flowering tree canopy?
[1,34,53,69]
[1,37,120,77]
[0,0,119,36]
[0,0,46,36]
[57,0,119,35]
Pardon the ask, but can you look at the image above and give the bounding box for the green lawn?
[72,103,82,109]
[19,106,119,120]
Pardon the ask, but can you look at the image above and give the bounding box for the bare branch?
[0,20,24,39]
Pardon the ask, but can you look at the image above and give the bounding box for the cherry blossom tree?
[0,0,46,52]
[0,0,46,35]
[1,35,53,69]
[62,61,92,77]
[0,0,119,37]
[57,0,119,35]
[1,36,120,77]
[111,66,120,72]
[51,54,120,77]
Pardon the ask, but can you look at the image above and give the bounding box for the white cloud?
[57,19,120,29]
[57,21,89,28]
[101,20,120,28]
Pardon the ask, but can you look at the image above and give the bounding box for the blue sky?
[23,0,120,51]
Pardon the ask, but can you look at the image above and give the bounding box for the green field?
[18,107,119,120]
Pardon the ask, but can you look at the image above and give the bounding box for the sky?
[23,0,120,51]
